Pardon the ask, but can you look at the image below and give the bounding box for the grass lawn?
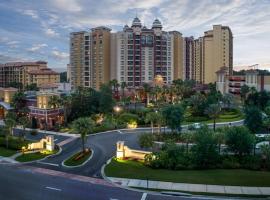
[15,149,58,162]
[64,150,91,166]
[105,158,270,187]
[0,147,17,157]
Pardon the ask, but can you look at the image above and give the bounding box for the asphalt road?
[24,120,244,177]
[0,164,216,200]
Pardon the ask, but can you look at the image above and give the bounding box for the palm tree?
[142,83,151,107]
[222,93,234,110]
[59,95,72,126]
[205,104,221,131]
[240,84,250,102]
[48,95,61,109]
[18,116,30,141]
[120,82,127,100]
[4,112,17,148]
[72,117,94,153]
[181,132,194,153]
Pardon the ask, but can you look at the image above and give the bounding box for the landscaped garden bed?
[15,149,59,162]
[105,158,270,187]
[63,149,92,166]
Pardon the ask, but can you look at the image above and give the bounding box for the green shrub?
[138,133,154,149]
[240,156,260,170]
[222,156,240,169]
[185,116,208,122]
[30,129,38,136]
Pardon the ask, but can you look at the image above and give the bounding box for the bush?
[0,136,29,150]
[138,133,154,149]
[225,126,255,157]
[221,156,240,169]
[185,116,208,122]
[30,129,38,136]
[240,156,260,170]
[118,113,139,125]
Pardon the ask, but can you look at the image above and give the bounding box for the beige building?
[170,31,184,80]
[70,27,111,90]
[193,37,204,82]
[0,61,60,89]
[203,25,233,84]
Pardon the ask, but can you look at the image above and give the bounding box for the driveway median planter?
[62,148,93,168]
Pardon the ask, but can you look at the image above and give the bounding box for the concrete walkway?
[108,177,270,196]
[0,156,19,164]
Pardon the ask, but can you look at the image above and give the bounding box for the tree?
[142,83,151,106]
[162,104,184,133]
[240,84,249,102]
[4,112,17,148]
[18,116,30,141]
[244,106,263,133]
[145,111,162,134]
[99,84,115,114]
[215,131,225,154]
[138,133,154,149]
[48,95,61,109]
[181,132,194,153]
[222,93,234,110]
[120,81,127,100]
[191,127,219,168]
[225,126,255,157]
[189,93,207,116]
[72,117,94,153]
[11,91,27,114]
[59,95,72,126]
[204,103,221,131]
[25,83,38,91]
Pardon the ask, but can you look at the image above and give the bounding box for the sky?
[0,0,269,72]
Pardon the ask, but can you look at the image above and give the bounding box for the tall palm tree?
[4,112,17,148]
[205,104,221,131]
[59,95,72,126]
[72,117,94,153]
[120,81,127,100]
[18,116,30,141]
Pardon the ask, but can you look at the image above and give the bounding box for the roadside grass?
[15,149,58,162]
[105,158,270,187]
[0,147,17,157]
[64,150,91,166]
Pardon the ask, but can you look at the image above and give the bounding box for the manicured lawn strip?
[15,150,58,162]
[0,147,17,157]
[64,150,91,166]
[105,159,270,187]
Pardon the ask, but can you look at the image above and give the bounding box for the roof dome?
[131,17,142,27]
[152,19,162,29]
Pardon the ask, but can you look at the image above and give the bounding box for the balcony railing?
[29,106,63,116]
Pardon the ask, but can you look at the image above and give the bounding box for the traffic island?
[0,147,17,157]
[62,148,93,168]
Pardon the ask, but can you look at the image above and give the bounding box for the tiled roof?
[28,68,59,75]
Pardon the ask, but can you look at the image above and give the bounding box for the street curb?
[14,145,62,164]
[61,149,94,168]
[100,157,191,197]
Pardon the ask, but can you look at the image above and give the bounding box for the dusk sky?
[0,0,269,72]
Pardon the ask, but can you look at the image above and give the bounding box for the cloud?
[49,0,82,12]
[51,50,69,60]
[0,54,26,63]
[45,28,59,37]
[19,9,39,19]
[27,43,48,52]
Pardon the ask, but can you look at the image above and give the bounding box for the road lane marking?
[38,161,59,167]
[45,186,62,191]
[141,193,147,200]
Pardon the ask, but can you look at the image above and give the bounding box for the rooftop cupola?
[131,17,142,28]
[152,18,162,29]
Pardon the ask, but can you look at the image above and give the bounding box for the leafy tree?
[225,126,255,157]
[60,72,67,82]
[222,93,234,110]
[72,117,94,152]
[138,133,154,149]
[191,127,219,168]
[120,81,127,100]
[25,83,38,91]
[142,83,151,106]
[240,84,249,102]
[162,104,184,133]
[59,95,72,126]
[118,113,138,125]
[181,132,194,153]
[244,106,263,133]
[204,103,221,131]
[7,82,23,90]
[99,84,115,114]
[18,116,30,141]
[215,131,225,154]
[189,93,207,116]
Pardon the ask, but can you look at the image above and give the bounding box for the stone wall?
[116,141,151,160]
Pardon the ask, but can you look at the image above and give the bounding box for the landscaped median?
[62,148,92,168]
[0,146,17,157]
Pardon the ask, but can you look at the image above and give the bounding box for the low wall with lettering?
[27,135,55,151]
[116,141,151,160]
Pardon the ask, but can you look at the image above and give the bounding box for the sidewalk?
[108,177,270,196]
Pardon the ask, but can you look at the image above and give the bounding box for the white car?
[188,123,202,130]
